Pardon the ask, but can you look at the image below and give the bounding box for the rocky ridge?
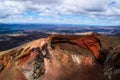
[0,33,120,80]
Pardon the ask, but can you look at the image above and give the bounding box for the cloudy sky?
[0,0,120,26]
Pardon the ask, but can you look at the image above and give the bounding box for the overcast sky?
[0,0,120,26]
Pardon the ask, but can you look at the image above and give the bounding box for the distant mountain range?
[0,23,120,35]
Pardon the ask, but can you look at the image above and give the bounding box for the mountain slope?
[0,33,120,80]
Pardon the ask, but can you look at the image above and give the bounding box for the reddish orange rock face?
[0,34,119,80]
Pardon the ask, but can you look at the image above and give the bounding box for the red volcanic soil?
[0,33,120,80]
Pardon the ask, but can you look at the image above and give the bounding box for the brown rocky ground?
[0,33,120,80]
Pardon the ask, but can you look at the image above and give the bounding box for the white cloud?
[0,0,120,24]
[59,0,108,13]
[0,1,25,18]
